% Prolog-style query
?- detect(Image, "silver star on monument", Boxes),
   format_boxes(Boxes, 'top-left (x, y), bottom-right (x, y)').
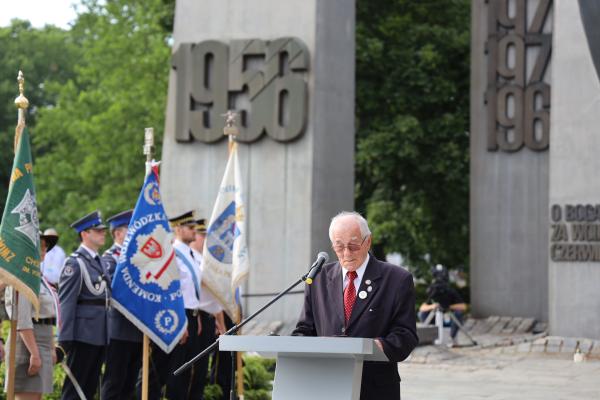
top-left (11, 189), bottom-right (40, 247)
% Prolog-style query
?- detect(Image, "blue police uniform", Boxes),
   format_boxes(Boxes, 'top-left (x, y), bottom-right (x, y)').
top-left (100, 210), bottom-right (144, 400)
top-left (58, 211), bottom-right (110, 400)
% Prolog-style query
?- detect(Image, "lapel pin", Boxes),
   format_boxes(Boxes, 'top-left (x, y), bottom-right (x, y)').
top-left (358, 290), bottom-right (367, 299)
top-left (365, 279), bottom-right (371, 285)
top-left (367, 286), bottom-right (372, 292)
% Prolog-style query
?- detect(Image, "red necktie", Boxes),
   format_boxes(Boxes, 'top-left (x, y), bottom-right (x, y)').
top-left (344, 271), bottom-right (358, 324)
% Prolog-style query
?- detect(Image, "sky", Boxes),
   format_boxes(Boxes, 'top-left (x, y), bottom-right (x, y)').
top-left (0, 0), bottom-right (79, 29)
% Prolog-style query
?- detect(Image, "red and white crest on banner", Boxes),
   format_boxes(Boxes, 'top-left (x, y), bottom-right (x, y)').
top-left (140, 237), bottom-right (163, 259)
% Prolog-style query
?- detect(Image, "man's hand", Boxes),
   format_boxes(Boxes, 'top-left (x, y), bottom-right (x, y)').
top-left (179, 329), bottom-right (189, 345)
top-left (374, 339), bottom-right (384, 352)
top-left (28, 354), bottom-right (42, 376)
top-left (214, 312), bottom-right (226, 335)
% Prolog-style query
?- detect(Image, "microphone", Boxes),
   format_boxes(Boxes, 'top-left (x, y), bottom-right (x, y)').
top-left (305, 251), bottom-right (329, 285)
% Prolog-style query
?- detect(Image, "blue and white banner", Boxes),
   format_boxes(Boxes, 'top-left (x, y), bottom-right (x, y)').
top-left (111, 165), bottom-right (186, 353)
top-left (203, 143), bottom-right (249, 322)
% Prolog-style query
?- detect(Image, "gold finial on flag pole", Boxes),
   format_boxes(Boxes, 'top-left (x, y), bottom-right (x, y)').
top-left (14, 70), bottom-right (29, 152)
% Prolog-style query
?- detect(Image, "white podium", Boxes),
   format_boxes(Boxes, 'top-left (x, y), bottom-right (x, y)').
top-left (219, 335), bottom-right (388, 400)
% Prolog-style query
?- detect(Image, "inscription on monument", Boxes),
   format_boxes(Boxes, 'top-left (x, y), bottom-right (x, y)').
top-left (550, 204), bottom-right (600, 262)
top-left (485, 0), bottom-right (552, 152)
top-left (172, 37), bottom-right (310, 144)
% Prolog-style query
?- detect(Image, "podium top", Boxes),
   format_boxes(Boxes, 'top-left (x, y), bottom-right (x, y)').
top-left (219, 335), bottom-right (388, 362)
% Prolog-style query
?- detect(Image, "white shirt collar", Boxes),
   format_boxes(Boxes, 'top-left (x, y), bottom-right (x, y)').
top-left (341, 253), bottom-right (370, 289)
top-left (173, 239), bottom-right (190, 252)
top-left (80, 244), bottom-right (99, 259)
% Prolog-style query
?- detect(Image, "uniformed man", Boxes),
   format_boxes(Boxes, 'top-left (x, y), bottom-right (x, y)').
top-left (102, 210), bottom-right (132, 276)
top-left (100, 210), bottom-right (143, 400)
top-left (167, 211), bottom-right (204, 400)
top-left (140, 210), bottom-right (197, 400)
top-left (58, 211), bottom-right (110, 400)
top-left (189, 218), bottom-right (226, 398)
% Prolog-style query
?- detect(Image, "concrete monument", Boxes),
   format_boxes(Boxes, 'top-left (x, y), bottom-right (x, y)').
top-left (548, 0), bottom-right (600, 339)
top-left (161, 0), bottom-right (355, 325)
top-left (470, 0), bottom-right (552, 322)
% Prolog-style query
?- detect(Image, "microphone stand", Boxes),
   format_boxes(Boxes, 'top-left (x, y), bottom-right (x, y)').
top-left (173, 265), bottom-right (320, 386)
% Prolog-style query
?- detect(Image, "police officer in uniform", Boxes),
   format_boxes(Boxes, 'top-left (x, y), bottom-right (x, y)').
top-left (58, 211), bottom-right (110, 400)
top-left (168, 211), bottom-right (204, 400)
top-left (100, 210), bottom-right (143, 400)
top-left (190, 218), bottom-right (226, 398)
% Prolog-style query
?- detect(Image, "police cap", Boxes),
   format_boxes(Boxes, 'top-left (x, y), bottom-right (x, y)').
top-left (169, 210), bottom-right (196, 228)
top-left (70, 211), bottom-right (107, 233)
top-left (107, 209), bottom-right (133, 230)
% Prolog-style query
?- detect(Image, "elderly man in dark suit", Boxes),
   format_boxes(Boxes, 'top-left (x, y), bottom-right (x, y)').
top-left (293, 211), bottom-right (418, 400)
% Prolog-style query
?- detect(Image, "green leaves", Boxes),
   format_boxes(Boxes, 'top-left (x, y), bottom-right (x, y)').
top-left (0, 21), bottom-right (77, 219)
top-left (30, 0), bottom-right (173, 251)
top-left (1, 0), bottom-right (470, 274)
top-left (356, 0), bottom-right (470, 275)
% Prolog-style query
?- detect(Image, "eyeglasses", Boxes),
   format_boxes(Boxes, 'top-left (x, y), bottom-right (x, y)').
top-left (332, 236), bottom-right (368, 253)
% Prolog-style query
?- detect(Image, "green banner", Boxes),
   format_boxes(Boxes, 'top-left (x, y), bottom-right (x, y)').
top-left (0, 127), bottom-right (40, 311)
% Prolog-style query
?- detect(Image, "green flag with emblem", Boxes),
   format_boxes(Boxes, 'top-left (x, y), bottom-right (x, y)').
top-left (0, 126), bottom-right (41, 311)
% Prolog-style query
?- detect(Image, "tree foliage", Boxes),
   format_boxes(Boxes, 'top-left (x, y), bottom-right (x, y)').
top-left (0, 20), bottom-right (77, 217)
top-left (355, 0), bottom-right (471, 276)
top-left (32, 0), bottom-right (174, 251)
top-left (1, 0), bottom-right (470, 269)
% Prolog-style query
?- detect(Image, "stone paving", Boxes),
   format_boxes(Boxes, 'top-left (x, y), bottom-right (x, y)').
top-left (399, 347), bottom-right (600, 400)
top-left (401, 316), bottom-right (600, 400)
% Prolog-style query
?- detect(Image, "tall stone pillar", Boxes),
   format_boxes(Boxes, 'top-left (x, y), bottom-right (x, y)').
top-left (548, 0), bottom-right (600, 339)
top-left (470, 0), bottom-right (552, 321)
top-left (160, 0), bottom-right (355, 326)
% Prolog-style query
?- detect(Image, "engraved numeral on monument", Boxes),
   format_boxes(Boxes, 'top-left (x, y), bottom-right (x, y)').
top-left (485, 0), bottom-right (552, 152)
top-left (173, 37), bottom-right (309, 144)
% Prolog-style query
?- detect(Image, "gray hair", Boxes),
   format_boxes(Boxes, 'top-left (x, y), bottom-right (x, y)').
top-left (329, 211), bottom-right (371, 241)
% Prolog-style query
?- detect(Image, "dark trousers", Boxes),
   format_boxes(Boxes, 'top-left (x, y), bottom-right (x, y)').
top-left (101, 339), bottom-right (142, 400)
top-left (191, 311), bottom-right (215, 399)
top-left (61, 341), bottom-right (105, 400)
top-left (137, 341), bottom-right (180, 400)
top-left (167, 310), bottom-right (215, 400)
top-left (360, 362), bottom-right (401, 400)
top-left (211, 313), bottom-right (234, 399)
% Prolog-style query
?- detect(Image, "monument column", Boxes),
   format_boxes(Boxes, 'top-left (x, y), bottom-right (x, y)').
top-left (548, 0), bottom-right (600, 339)
top-left (160, 0), bottom-right (355, 324)
top-left (470, 0), bottom-right (552, 322)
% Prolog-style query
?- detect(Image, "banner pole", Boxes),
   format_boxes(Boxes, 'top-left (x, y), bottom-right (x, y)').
top-left (236, 304), bottom-right (244, 399)
top-left (141, 127), bottom-right (155, 400)
top-left (141, 334), bottom-right (150, 400)
top-left (7, 71), bottom-right (30, 400)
